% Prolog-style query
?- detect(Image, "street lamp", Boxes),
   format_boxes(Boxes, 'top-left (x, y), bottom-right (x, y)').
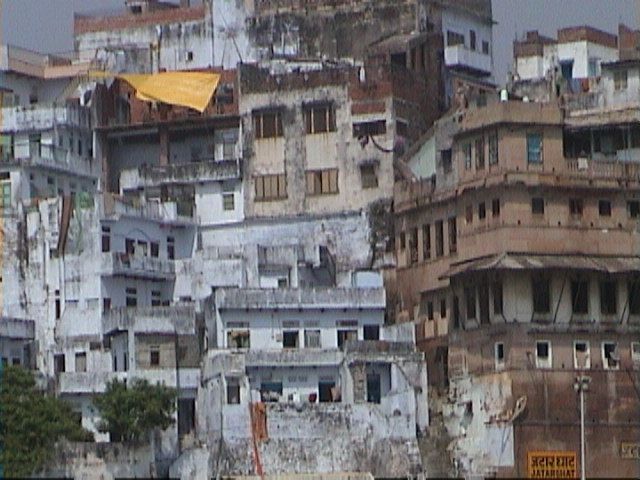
top-left (574, 375), bottom-right (591, 480)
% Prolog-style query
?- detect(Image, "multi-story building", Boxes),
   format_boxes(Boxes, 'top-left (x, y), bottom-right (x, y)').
top-left (393, 96), bottom-right (640, 477)
top-left (0, 44), bottom-right (97, 208)
top-left (513, 26), bottom-right (618, 83)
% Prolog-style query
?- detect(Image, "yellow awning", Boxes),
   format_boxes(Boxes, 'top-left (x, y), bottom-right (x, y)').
top-left (91, 71), bottom-right (220, 113)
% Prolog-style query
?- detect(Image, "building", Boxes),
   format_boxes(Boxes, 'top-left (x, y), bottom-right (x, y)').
top-left (514, 26), bottom-right (619, 82)
top-left (392, 96), bottom-right (640, 477)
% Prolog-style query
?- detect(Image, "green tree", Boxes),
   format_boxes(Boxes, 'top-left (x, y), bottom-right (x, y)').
top-left (0, 365), bottom-right (93, 477)
top-left (94, 378), bottom-right (176, 442)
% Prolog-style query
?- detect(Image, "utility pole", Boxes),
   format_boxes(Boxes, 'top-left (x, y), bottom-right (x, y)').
top-left (574, 375), bottom-right (591, 480)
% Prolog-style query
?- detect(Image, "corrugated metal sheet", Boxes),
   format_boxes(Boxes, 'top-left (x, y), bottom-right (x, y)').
top-left (441, 253), bottom-right (640, 279)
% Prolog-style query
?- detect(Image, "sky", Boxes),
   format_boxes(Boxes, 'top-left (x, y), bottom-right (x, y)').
top-left (1, 0), bottom-right (637, 85)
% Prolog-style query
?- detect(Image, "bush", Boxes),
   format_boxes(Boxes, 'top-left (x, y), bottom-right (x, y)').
top-left (94, 378), bottom-right (176, 443)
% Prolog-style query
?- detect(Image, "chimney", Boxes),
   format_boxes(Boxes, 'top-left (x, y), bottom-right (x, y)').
top-left (180, 0), bottom-right (190, 7)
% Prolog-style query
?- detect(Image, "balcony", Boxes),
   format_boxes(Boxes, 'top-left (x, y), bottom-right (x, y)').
top-left (0, 317), bottom-right (35, 339)
top-left (57, 368), bottom-right (200, 394)
top-left (444, 44), bottom-right (492, 75)
top-left (566, 157), bottom-right (640, 179)
top-left (215, 287), bottom-right (386, 310)
top-left (244, 349), bottom-right (344, 368)
top-left (103, 304), bottom-right (196, 335)
top-left (2, 146), bottom-right (96, 178)
top-left (120, 158), bottom-right (242, 191)
top-left (102, 194), bottom-right (195, 224)
top-left (101, 252), bottom-right (175, 280)
top-left (1, 103), bottom-right (91, 133)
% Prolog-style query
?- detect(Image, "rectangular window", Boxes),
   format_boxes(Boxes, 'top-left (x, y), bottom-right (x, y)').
top-left (571, 279), bottom-right (589, 314)
top-left (167, 236), bottom-right (175, 260)
top-left (527, 133), bottom-right (543, 164)
top-left (492, 198), bottom-right (500, 217)
top-left (150, 346), bottom-right (160, 366)
top-left (628, 278), bottom-right (640, 315)
top-left (435, 220), bottom-right (444, 257)
top-left (602, 342), bottom-right (619, 370)
top-left (569, 198), bottom-right (584, 217)
top-left (532, 277), bottom-right (550, 314)
top-left (253, 110), bottom-right (283, 139)
top-left (304, 329), bottom-right (321, 348)
top-left (440, 298), bottom-right (447, 318)
top-left (75, 352), bottom-right (87, 373)
top-left (360, 165), bottom-right (378, 189)
top-left (427, 301), bottom-right (434, 320)
top-left (465, 287), bottom-right (476, 320)
top-left (422, 224), bottom-right (431, 260)
top-left (353, 120), bottom-right (386, 137)
top-left (493, 281), bottom-right (503, 315)
top-left (260, 382), bottom-right (283, 402)
top-left (125, 238), bottom-right (135, 255)
top-left (283, 330), bottom-right (299, 348)
top-left (599, 199), bottom-right (612, 216)
top-left (337, 329), bottom-right (358, 348)
top-left (535, 340), bottom-right (552, 368)
top-left (318, 381), bottom-right (337, 402)
top-left (600, 280), bottom-right (617, 315)
top-left (150, 242), bottom-right (159, 258)
top-left (125, 287), bottom-right (137, 307)
top-left (465, 205), bottom-right (473, 224)
top-left (227, 330), bottom-right (250, 349)
top-left (306, 169), bottom-right (338, 196)
top-left (226, 378), bottom-right (241, 404)
top-left (574, 341), bottom-right (591, 369)
top-left (222, 192), bottom-right (235, 211)
top-left (469, 30), bottom-right (476, 50)
top-left (448, 217), bottom-right (457, 254)
top-left (463, 143), bottom-right (472, 170)
top-left (494, 342), bottom-right (505, 370)
top-left (54, 354), bottom-right (66, 374)
top-left (255, 174), bottom-right (287, 201)
top-left (441, 149), bottom-right (452, 173)
top-left (482, 40), bottom-right (489, 55)
top-left (103, 297), bottom-right (111, 313)
top-left (628, 200), bottom-right (640, 218)
top-left (304, 104), bottom-right (336, 134)
top-left (531, 197), bottom-right (545, 215)
top-left (101, 226), bottom-right (111, 253)
top-left (409, 227), bottom-right (419, 264)
top-left (151, 290), bottom-right (161, 307)
top-left (446, 30), bottom-right (465, 46)
top-left (478, 202), bottom-right (486, 220)
top-left (614, 70), bottom-right (628, 91)
top-left (475, 137), bottom-right (485, 169)
top-left (366, 373), bottom-right (381, 404)
top-left (363, 325), bottom-right (380, 341)
top-left (488, 132), bottom-right (498, 165)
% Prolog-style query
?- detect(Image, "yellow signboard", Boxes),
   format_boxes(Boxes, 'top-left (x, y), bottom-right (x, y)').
top-left (620, 442), bottom-right (640, 459)
top-left (528, 451), bottom-right (578, 479)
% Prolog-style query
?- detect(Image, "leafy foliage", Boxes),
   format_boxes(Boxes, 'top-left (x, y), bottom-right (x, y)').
top-left (0, 365), bottom-right (93, 477)
top-left (93, 378), bottom-right (176, 443)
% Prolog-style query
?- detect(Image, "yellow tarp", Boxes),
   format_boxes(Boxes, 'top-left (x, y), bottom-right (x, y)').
top-left (91, 71), bottom-right (220, 113)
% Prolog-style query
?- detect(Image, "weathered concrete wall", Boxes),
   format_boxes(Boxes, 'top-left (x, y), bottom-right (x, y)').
top-left (40, 441), bottom-right (155, 479)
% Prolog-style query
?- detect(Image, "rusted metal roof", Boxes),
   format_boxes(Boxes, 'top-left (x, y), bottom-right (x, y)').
top-left (440, 252), bottom-right (640, 279)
